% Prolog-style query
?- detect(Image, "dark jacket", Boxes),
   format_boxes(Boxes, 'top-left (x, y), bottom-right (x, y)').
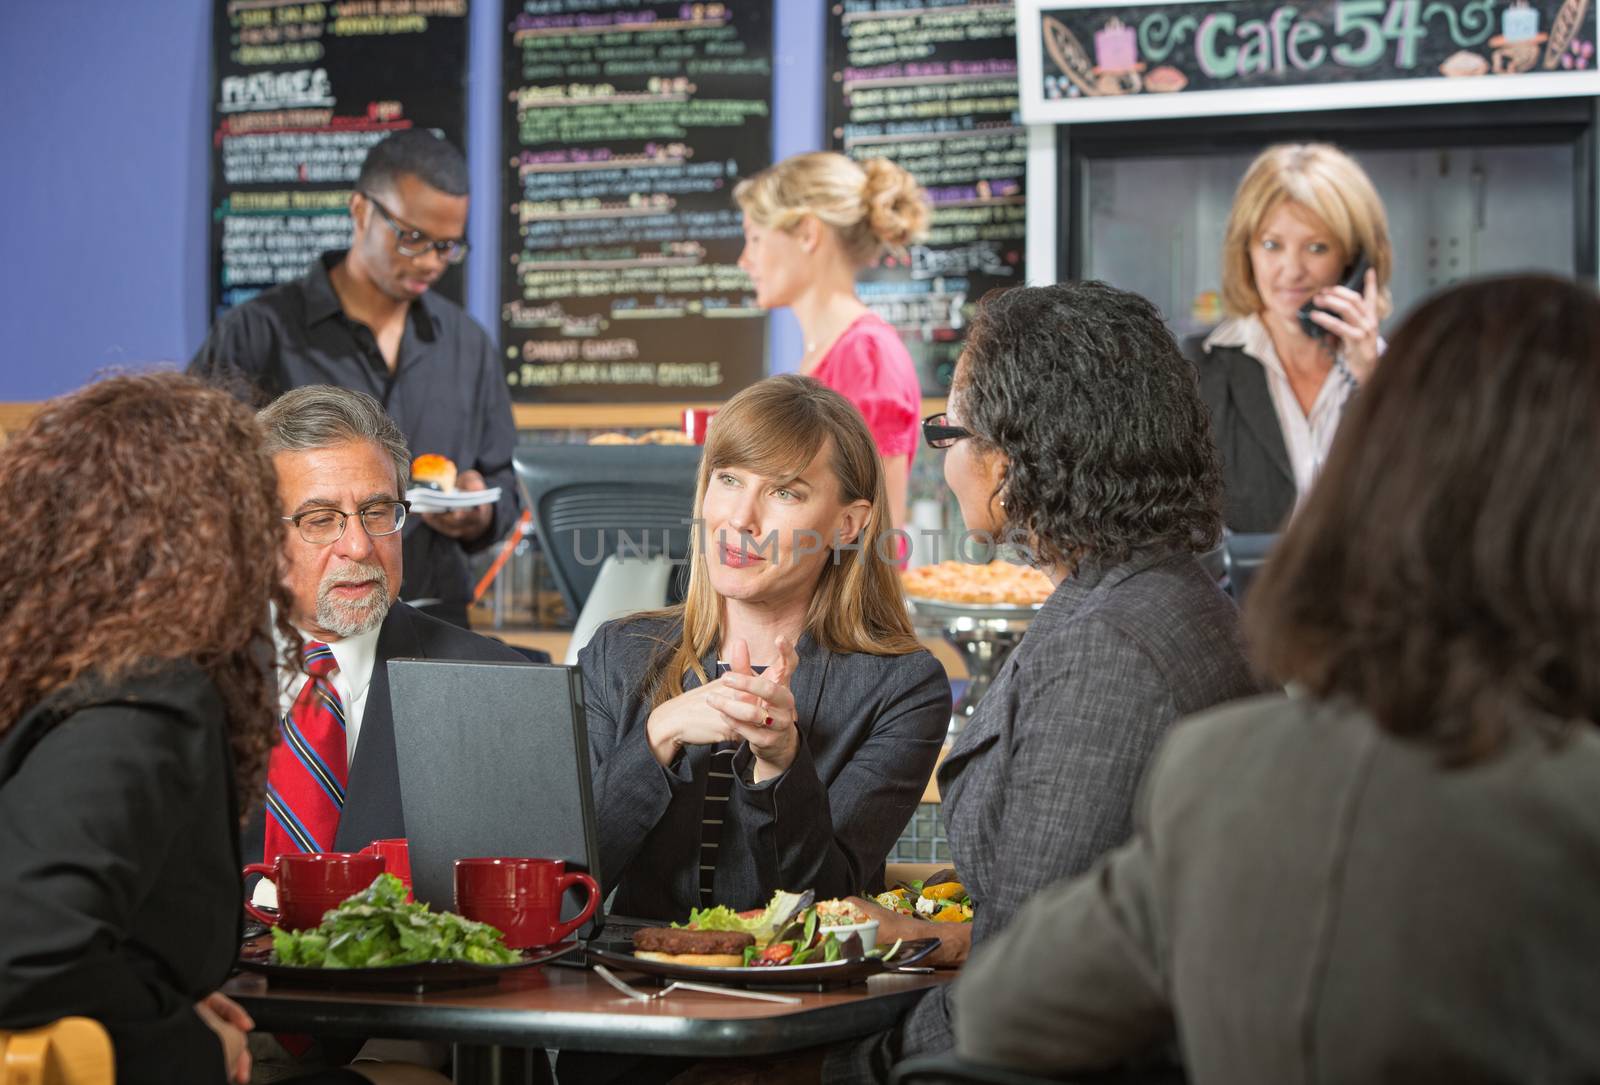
top-left (241, 601), bottom-right (529, 862)
top-left (578, 615), bottom-right (951, 920)
top-left (956, 694), bottom-right (1600, 1083)
top-left (0, 661), bottom-right (240, 1085)
top-left (1191, 338), bottom-right (1296, 534)
top-left (833, 549), bottom-right (1260, 1083)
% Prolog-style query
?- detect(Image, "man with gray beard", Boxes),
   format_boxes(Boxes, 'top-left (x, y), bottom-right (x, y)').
top-left (245, 385), bottom-right (527, 868)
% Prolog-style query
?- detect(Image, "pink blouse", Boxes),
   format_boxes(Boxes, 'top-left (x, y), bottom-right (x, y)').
top-left (810, 312), bottom-right (921, 463)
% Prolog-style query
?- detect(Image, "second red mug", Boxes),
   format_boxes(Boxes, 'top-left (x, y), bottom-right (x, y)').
top-left (360, 838), bottom-right (412, 897)
top-left (454, 857), bottom-right (600, 949)
top-left (242, 852), bottom-right (386, 931)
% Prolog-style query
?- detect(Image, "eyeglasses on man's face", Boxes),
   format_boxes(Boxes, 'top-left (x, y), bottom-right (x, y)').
top-left (361, 192), bottom-right (469, 264)
top-left (922, 413), bottom-right (974, 450)
top-left (282, 500), bottom-right (410, 545)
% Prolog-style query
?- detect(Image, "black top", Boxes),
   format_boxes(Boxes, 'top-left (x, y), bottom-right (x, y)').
top-left (578, 615), bottom-right (951, 921)
top-left (188, 252), bottom-right (523, 620)
top-left (0, 661), bottom-right (241, 1085)
top-left (1189, 338), bottom-right (1297, 534)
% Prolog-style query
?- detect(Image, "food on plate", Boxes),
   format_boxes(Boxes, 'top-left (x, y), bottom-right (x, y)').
top-left (410, 453), bottom-right (458, 493)
top-left (270, 873), bottom-right (519, 968)
top-left (588, 432), bottom-right (635, 445)
top-left (816, 899), bottom-right (868, 927)
top-left (901, 560), bottom-right (1053, 606)
top-left (632, 927), bottom-right (754, 967)
top-left (875, 870), bottom-right (974, 924)
top-left (631, 889), bottom-right (883, 968)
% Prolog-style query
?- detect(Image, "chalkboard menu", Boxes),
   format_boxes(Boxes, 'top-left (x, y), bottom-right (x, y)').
top-left (209, 0), bottom-right (470, 317)
top-left (1019, 0), bottom-right (1600, 123)
top-left (827, 0), bottom-right (1027, 394)
top-left (500, 1), bottom-right (773, 404)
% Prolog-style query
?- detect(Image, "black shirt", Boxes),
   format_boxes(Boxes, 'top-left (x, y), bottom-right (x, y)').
top-left (188, 252), bottom-right (522, 623)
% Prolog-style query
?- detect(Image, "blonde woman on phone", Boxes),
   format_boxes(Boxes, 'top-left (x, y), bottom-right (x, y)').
top-left (735, 152), bottom-right (930, 532)
top-left (1194, 142), bottom-right (1394, 533)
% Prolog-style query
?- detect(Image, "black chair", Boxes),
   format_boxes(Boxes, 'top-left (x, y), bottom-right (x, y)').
top-left (891, 1055), bottom-right (1186, 1085)
top-left (512, 444), bottom-right (702, 618)
top-left (1220, 531), bottom-right (1277, 602)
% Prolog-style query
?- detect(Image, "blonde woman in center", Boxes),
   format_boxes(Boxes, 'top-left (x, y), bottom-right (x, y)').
top-left (735, 152), bottom-right (930, 531)
top-left (578, 375), bottom-right (949, 922)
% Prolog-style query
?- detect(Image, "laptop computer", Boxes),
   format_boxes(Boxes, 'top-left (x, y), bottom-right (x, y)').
top-left (387, 657), bottom-right (650, 944)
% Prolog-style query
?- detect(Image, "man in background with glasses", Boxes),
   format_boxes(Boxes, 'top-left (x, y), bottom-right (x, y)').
top-left (191, 129), bottom-right (520, 631)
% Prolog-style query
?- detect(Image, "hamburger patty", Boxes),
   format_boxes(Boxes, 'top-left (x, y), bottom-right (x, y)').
top-left (633, 927), bottom-right (754, 956)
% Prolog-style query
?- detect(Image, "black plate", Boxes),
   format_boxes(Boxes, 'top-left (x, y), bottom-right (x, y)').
top-left (235, 940), bottom-right (580, 992)
top-left (583, 937), bottom-right (941, 990)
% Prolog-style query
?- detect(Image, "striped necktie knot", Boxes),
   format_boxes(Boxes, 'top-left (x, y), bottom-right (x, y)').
top-left (303, 641), bottom-right (337, 679)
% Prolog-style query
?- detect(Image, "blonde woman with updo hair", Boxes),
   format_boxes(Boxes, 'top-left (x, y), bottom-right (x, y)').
top-left (735, 152), bottom-right (930, 530)
top-left (1194, 142), bottom-right (1394, 534)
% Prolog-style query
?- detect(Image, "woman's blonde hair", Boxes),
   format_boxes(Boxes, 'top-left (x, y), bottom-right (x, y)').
top-left (632, 374), bottom-right (920, 709)
top-left (1221, 143), bottom-right (1394, 319)
top-left (734, 152), bottom-right (930, 267)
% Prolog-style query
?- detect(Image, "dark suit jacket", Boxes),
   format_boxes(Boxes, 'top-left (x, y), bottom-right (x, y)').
top-left (242, 601), bottom-right (528, 862)
top-left (0, 662), bottom-right (240, 1085)
top-left (956, 694), bottom-right (1600, 1082)
top-left (1190, 338), bottom-right (1296, 534)
top-left (832, 549), bottom-right (1260, 1083)
top-left (578, 615), bottom-right (951, 920)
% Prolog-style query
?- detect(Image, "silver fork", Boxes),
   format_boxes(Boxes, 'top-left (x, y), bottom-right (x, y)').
top-left (592, 964), bottom-right (803, 1005)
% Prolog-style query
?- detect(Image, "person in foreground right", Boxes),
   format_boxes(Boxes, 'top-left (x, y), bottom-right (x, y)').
top-left (952, 274), bottom-right (1600, 1082)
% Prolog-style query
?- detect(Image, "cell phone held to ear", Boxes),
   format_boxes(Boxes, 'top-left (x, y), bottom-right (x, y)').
top-left (1298, 254), bottom-right (1371, 340)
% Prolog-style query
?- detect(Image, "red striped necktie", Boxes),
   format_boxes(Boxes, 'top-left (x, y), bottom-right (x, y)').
top-left (263, 642), bottom-right (348, 861)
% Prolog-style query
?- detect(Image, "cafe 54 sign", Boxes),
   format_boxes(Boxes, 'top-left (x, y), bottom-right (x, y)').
top-left (1017, 0), bottom-right (1600, 121)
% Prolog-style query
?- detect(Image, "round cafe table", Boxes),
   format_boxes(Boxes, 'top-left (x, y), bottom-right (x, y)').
top-left (223, 951), bottom-right (951, 1085)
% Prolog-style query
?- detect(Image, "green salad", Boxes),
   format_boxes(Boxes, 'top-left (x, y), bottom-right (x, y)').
top-left (271, 873), bottom-right (520, 968)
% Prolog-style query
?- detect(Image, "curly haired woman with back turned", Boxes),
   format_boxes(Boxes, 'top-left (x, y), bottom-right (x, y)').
top-left (0, 373), bottom-right (434, 1085)
top-left (955, 276), bottom-right (1600, 1082)
top-left (821, 281), bottom-right (1262, 1084)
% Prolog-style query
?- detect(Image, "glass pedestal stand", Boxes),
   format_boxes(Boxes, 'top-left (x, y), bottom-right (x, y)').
top-left (908, 598), bottom-right (1040, 736)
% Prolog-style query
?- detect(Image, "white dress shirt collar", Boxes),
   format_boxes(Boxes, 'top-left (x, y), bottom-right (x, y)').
top-left (1203, 314), bottom-right (1356, 506)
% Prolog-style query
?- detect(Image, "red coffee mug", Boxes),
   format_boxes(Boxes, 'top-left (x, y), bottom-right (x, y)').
top-left (242, 852), bottom-right (386, 931)
top-left (454, 858), bottom-right (600, 949)
top-left (360, 838), bottom-right (412, 897)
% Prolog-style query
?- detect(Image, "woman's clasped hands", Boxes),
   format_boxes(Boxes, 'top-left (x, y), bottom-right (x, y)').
top-left (646, 636), bottom-right (802, 782)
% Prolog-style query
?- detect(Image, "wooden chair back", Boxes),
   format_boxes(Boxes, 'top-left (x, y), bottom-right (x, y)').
top-left (0, 1017), bottom-right (114, 1085)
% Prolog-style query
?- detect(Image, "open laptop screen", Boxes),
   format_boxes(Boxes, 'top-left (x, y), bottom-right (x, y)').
top-left (387, 658), bottom-right (604, 934)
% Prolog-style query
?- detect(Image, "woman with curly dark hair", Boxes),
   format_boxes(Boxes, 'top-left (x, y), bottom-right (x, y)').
top-left (0, 373), bottom-right (296, 1084)
top-left (952, 275), bottom-right (1600, 1081)
top-left (812, 281), bottom-right (1261, 1083)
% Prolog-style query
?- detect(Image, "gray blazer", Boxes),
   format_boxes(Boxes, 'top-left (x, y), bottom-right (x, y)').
top-left (834, 548), bottom-right (1259, 1082)
top-left (578, 615), bottom-right (950, 920)
top-left (955, 694), bottom-right (1600, 1083)
top-left (1192, 340), bottom-right (1296, 534)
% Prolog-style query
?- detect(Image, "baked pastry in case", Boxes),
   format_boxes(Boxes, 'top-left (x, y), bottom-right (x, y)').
top-left (901, 560), bottom-right (1053, 606)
